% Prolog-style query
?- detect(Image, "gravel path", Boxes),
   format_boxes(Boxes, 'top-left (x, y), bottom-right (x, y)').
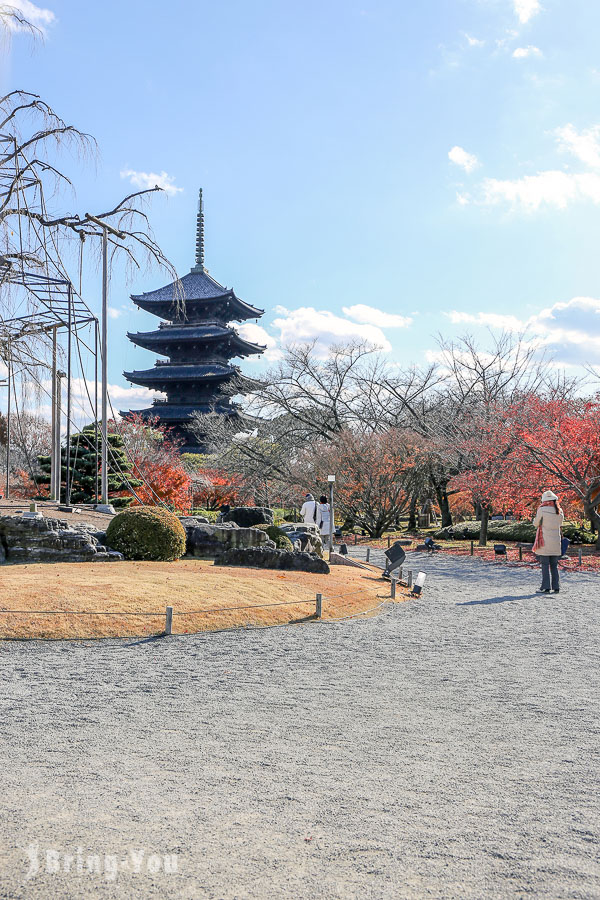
top-left (1, 551), bottom-right (599, 899)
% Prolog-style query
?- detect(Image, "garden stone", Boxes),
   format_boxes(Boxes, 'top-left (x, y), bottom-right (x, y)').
top-left (221, 507), bottom-right (274, 527)
top-left (0, 515), bottom-right (123, 564)
top-left (214, 546), bottom-right (330, 574)
top-left (182, 522), bottom-right (273, 558)
top-left (178, 515), bottom-right (210, 527)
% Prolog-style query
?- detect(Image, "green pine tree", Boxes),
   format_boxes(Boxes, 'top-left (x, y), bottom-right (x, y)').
top-left (37, 423), bottom-right (142, 508)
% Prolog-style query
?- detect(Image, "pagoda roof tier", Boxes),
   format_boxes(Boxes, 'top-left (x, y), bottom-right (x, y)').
top-left (124, 363), bottom-right (257, 390)
top-left (120, 402), bottom-right (237, 423)
top-left (127, 324), bottom-right (265, 357)
top-left (131, 270), bottom-right (263, 322)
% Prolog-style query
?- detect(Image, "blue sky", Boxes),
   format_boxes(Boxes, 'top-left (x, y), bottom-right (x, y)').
top-left (3, 0), bottom-right (600, 418)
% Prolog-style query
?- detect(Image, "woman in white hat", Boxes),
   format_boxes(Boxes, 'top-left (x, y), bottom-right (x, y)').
top-left (532, 490), bottom-right (564, 593)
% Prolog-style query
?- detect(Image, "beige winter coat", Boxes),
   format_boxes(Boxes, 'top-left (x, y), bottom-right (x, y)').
top-left (532, 506), bottom-right (564, 556)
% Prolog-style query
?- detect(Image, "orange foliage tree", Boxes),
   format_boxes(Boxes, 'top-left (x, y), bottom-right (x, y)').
top-left (294, 429), bottom-right (420, 537)
top-left (116, 414), bottom-right (192, 512)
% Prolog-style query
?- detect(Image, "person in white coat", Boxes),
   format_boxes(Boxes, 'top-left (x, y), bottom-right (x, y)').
top-left (317, 494), bottom-right (332, 544)
top-left (532, 490), bottom-right (565, 594)
top-left (300, 493), bottom-right (318, 525)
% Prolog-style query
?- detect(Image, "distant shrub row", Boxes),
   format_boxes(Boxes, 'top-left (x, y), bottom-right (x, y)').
top-left (434, 520), bottom-right (596, 545)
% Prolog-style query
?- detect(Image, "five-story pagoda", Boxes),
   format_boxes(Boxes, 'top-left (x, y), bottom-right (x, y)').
top-left (122, 190), bottom-right (265, 450)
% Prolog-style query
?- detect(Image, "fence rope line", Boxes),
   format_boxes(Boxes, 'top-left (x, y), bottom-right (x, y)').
top-left (0, 598), bottom-right (319, 617)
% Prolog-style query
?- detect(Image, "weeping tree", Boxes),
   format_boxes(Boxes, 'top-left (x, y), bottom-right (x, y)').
top-left (0, 6), bottom-right (180, 491)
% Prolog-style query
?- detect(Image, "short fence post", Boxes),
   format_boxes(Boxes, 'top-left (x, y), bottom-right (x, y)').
top-left (578, 548), bottom-right (583, 566)
top-left (387, 535), bottom-right (391, 548)
top-left (366, 547), bottom-right (371, 562)
top-left (391, 577), bottom-right (396, 599)
top-left (470, 541), bottom-right (474, 556)
top-left (165, 606), bottom-right (173, 636)
top-left (354, 532), bottom-right (358, 544)
top-left (315, 593), bottom-right (322, 619)
top-left (519, 546), bottom-right (523, 562)
top-left (398, 566), bottom-right (403, 583)
top-left (407, 570), bottom-right (413, 589)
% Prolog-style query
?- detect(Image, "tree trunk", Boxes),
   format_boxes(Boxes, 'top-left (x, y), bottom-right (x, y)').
top-left (408, 494), bottom-right (417, 531)
top-left (431, 478), bottom-right (453, 528)
top-left (479, 506), bottom-right (490, 547)
top-left (584, 502), bottom-right (600, 549)
top-left (474, 501), bottom-right (482, 521)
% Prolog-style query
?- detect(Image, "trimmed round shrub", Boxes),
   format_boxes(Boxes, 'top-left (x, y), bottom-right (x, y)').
top-left (255, 524), bottom-right (294, 551)
top-left (106, 506), bottom-right (186, 561)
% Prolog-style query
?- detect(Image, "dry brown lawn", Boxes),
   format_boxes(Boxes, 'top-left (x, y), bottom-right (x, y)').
top-left (0, 559), bottom-right (406, 640)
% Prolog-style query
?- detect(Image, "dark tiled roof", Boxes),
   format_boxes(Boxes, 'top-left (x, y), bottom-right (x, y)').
top-left (124, 363), bottom-right (238, 385)
top-left (130, 270), bottom-right (264, 318)
top-left (127, 324), bottom-right (265, 355)
top-left (120, 403), bottom-right (235, 422)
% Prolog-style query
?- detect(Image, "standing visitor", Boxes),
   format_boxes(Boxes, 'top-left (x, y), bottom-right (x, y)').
top-left (300, 493), bottom-right (318, 525)
top-left (532, 490), bottom-right (564, 594)
top-left (318, 494), bottom-right (332, 546)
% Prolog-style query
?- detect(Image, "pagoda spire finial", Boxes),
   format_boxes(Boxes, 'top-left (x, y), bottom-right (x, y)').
top-left (193, 188), bottom-right (205, 272)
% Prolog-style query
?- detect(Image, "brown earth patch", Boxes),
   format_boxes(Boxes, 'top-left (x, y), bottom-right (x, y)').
top-left (0, 559), bottom-right (406, 640)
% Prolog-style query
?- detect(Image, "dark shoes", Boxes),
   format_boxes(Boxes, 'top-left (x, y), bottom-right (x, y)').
top-left (553, 589), bottom-right (560, 593)
top-left (537, 588), bottom-right (550, 593)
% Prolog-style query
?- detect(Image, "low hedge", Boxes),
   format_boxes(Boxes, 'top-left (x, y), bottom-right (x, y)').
top-left (106, 505), bottom-right (187, 561)
top-left (434, 520), bottom-right (595, 545)
top-left (254, 524), bottom-right (294, 551)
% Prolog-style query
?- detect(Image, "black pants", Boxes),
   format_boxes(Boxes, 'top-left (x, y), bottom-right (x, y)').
top-left (540, 555), bottom-right (559, 591)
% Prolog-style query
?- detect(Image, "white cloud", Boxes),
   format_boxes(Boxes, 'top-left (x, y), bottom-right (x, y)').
top-left (271, 307), bottom-right (392, 357)
top-left (464, 33), bottom-right (485, 47)
top-left (445, 310), bottom-right (525, 331)
top-left (512, 45), bottom-right (542, 59)
top-left (458, 120), bottom-right (600, 211)
top-left (237, 322), bottom-right (283, 362)
top-left (444, 297), bottom-right (600, 366)
top-left (513, 0), bottom-right (541, 24)
top-left (107, 306), bottom-right (122, 320)
top-left (448, 146), bottom-right (479, 174)
top-left (482, 170), bottom-right (600, 210)
top-left (120, 169), bottom-right (183, 196)
top-left (342, 304), bottom-right (412, 328)
top-left (555, 124), bottom-right (600, 168)
top-left (2, 0), bottom-right (55, 33)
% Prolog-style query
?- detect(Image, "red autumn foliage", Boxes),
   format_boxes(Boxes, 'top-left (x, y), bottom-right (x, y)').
top-left (115, 414), bottom-right (192, 512)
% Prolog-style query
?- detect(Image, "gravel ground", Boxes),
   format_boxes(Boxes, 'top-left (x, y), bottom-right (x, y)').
top-left (1, 550), bottom-right (599, 899)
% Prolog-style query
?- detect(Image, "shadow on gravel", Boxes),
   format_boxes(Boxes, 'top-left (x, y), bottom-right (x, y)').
top-left (122, 633), bottom-right (166, 648)
top-left (457, 593), bottom-right (539, 606)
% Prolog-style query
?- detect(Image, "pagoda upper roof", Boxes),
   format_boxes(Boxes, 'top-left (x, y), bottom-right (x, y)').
top-left (131, 269), bottom-right (263, 321)
top-left (127, 323), bottom-right (265, 356)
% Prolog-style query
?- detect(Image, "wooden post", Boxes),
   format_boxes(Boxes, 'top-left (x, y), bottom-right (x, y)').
top-left (354, 532), bottom-right (358, 544)
top-left (391, 577), bottom-right (396, 599)
top-left (470, 541), bottom-right (474, 556)
top-left (315, 593), bottom-right (322, 618)
top-left (366, 547), bottom-right (371, 562)
top-left (519, 546), bottom-right (523, 561)
top-left (407, 570), bottom-right (413, 588)
top-left (387, 535), bottom-right (391, 548)
top-left (398, 566), bottom-right (403, 583)
top-left (578, 548), bottom-right (583, 566)
top-left (165, 606), bottom-right (173, 635)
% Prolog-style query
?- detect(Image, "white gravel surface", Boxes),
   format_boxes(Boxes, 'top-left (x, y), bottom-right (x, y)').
top-left (1, 550), bottom-right (599, 899)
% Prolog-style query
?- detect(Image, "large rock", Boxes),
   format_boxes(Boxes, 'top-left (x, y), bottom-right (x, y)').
top-left (221, 507), bottom-right (274, 527)
top-left (0, 515), bottom-right (123, 564)
top-left (182, 522), bottom-right (274, 558)
top-left (178, 515), bottom-right (210, 527)
top-left (214, 547), bottom-right (330, 574)
top-left (279, 524), bottom-right (324, 557)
